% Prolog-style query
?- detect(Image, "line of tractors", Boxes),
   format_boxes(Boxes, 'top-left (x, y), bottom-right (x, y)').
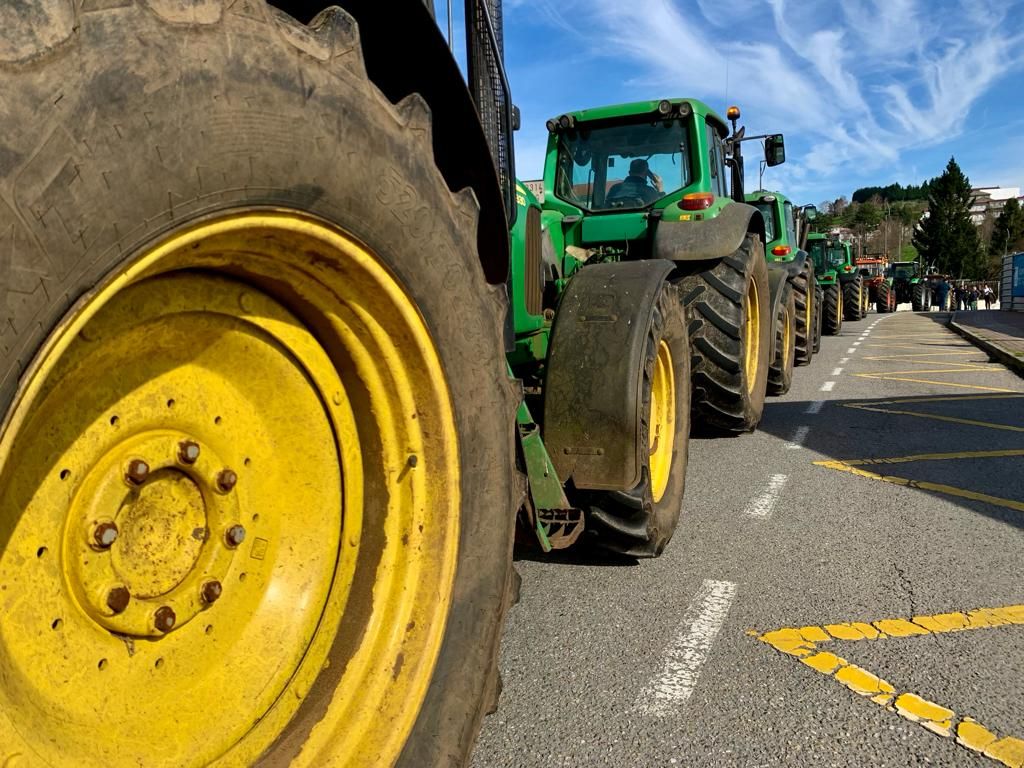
top-left (0, 2), bottom-right (947, 765)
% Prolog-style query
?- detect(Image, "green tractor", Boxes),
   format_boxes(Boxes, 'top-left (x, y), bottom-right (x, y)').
top-left (806, 234), bottom-right (870, 330)
top-left (537, 100), bottom-right (800, 419)
top-left (0, 0), bottom-right (693, 764)
top-left (746, 190), bottom-right (821, 380)
top-left (890, 260), bottom-right (932, 311)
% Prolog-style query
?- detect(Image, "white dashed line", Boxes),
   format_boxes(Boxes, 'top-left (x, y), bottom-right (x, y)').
top-left (806, 400), bottom-right (825, 414)
top-left (839, 357), bottom-right (850, 364)
top-left (786, 426), bottom-right (810, 449)
top-left (634, 580), bottom-right (737, 716)
top-left (742, 474), bottom-right (789, 519)
top-left (821, 381), bottom-right (836, 392)
top-left (847, 347), bottom-right (857, 354)
top-left (853, 341), bottom-right (862, 346)
top-left (831, 368), bottom-right (844, 376)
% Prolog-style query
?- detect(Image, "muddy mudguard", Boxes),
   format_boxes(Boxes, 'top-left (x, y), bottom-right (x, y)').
top-left (544, 260), bottom-right (675, 491)
top-left (654, 202), bottom-right (764, 261)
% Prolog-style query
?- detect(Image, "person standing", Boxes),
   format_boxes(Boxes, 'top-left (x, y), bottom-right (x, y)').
top-left (984, 285), bottom-right (994, 309)
top-left (969, 286), bottom-right (979, 310)
top-left (935, 277), bottom-right (950, 312)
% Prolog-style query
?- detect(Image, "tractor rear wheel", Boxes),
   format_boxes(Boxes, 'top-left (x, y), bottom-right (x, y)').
top-left (912, 282), bottom-right (930, 312)
top-left (843, 277), bottom-right (864, 321)
top-left (767, 283), bottom-right (796, 396)
top-left (876, 281), bottom-right (893, 313)
top-left (678, 235), bottom-right (771, 432)
top-left (793, 261), bottom-right (815, 366)
top-left (585, 282), bottom-right (690, 557)
top-left (813, 285), bottom-right (824, 353)
top-left (0, 4), bottom-right (518, 767)
top-left (823, 284), bottom-right (844, 335)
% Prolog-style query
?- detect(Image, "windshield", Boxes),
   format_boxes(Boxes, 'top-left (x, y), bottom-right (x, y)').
top-left (553, 117), bottom-right (692, 212)
top-left (890, 264), bottom-right (917, 279)
top-left (752, 203), bottom-right (778, 242)
top-left (808, 240), bottom-right (848, 270)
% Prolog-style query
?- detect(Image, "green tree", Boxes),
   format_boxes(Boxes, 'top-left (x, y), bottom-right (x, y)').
top-left (989, 197), bottom-right (1024, 256)
top-left (912, 157), bottom-right (981, 276)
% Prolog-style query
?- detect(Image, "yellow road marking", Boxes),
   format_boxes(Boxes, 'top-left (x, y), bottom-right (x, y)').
top-left (852, 374), bottom-right (1020, 392)
top-left (865, 351), bottom-right (983, 359)
top-left (839, 448), bottom-right (1024, 466)
top-left (860, 394), bottom-right (1024, 405)
top-left (814, 459), bottom-right (1024, 513)
top-left (757, 604), bottom-right (1024, 766)
top-left (844, 403), bottom-right (1024, 431)
top-left (858, 367), bottom-right (1002, 375)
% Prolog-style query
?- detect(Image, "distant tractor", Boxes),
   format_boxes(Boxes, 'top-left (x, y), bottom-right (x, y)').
top-left (890, 261), bottom-right (931, 310)
top-left (746, 190), bottom-right (819, 386)
top-left (806, 233), bottom-right (844, 334)
top-left (858, 257), bottom-right (897, 313)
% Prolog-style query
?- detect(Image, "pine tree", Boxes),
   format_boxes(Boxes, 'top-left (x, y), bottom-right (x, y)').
top-left (990, 197), bottom-right (1024, 256)
top-left (912, 157), bottom-right (982, 277)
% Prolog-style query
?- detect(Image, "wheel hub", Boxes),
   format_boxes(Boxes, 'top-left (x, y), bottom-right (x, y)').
top-left (66, 432), bottom-right (241, 637)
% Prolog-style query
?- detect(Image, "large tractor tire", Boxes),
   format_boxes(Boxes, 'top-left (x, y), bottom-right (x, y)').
top-left (793, 261), bottom-right (815, 366)
top-left (876, 281), bottom-right (894, 313)
top-left (843, 277), bottom-right (864, 321)
top-left (912, 282), bottom-right (930, 311)
top-left (678, 235), bottom-right (771, 432)
top-left (584, 282), bottom-right (690, 557)
top-left (0, 5), bottom-right (519, 767)
top-left (813, 285), bottom-right (824, 353)
top-left (823, 283), bottom-right (844, 335)
top-left (767, 283), bottom-right (796, 396)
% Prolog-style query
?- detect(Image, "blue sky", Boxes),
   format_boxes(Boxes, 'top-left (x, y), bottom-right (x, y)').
top-left (441, 0), bottom-right (1024, 205)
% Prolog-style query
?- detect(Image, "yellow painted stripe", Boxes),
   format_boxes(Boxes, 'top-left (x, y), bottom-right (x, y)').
top-left (852, 374), bottom-right (1021, 393)
top-left (757, 603), bottom-right (1024, 766)
top-left (844, 403), bottom-right (1024, 431)
top-left (852, 394), bottom-right (1024, 406)
top-left (858, 367), bottom-right (1004, 375)
top-left (813, 460), bottom-right (1024, 513)
top-left (865, 351), bottom-right (984, 359)
top-left (840, 449), bottom-right (1024, 466)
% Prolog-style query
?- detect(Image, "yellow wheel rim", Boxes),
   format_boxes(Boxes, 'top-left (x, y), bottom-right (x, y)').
top-left (648, 340), bottom-right (675, 503)
top-left (783, 304), bottom-right (792, 366)
top-left (743, 276), bottom-right (761, 395)
top-left (805, 288), bottom-right (813, 336)
top-left (0, 212), bottom-right (459, 767)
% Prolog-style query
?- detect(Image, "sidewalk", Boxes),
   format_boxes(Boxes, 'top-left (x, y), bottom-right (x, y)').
top-left (949, 309), bottom-right (1024, 377)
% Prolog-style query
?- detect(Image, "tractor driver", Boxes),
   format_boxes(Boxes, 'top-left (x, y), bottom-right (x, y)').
top-left (607, 158), bottom-right (663, 205)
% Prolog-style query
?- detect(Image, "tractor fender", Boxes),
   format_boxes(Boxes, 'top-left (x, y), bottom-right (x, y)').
top-left (543, 259), bottom-right (675, 491)
top-left (775, 250), bottom-right (809, 279)
top-left (654, 202), bottom-right (765, 262)
top-left (838, 271), bottom-right (860, 284)
top-left (766, 264), bottom-right (790, 362)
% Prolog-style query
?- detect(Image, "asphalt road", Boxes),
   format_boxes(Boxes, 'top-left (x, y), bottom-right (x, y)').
top-left (471, 307), bottom-right (1024, 768)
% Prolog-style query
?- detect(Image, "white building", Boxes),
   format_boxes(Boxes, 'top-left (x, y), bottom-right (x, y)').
top-left (970, 186), bottom-right (1021, 224)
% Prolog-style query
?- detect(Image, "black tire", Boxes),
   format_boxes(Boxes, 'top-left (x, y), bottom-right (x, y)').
top-left (813, 285), bottom-right (824, 353)
top-left (912, 282), bottom-right (930, 312)
top-left (823, 283), bottom-right (844, 335)
top-left (0, 5), bottom-right (517, 766)
top-left (843, 277), bottom-right (864, 321)
top-left (876, 281), bottom-right (893, 313)
top-left (767, 282), bottom-right (796, 396)
top-left (678, 235), bottom-right (771, 432)
top-left (582, 282), bottom-right (690, 557)
top-left (793, 261), bottom-right (815, 366)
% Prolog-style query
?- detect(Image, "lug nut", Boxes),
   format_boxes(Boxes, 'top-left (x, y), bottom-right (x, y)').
top-left (178, 440), bottom-right (201, 465)
top-left (216, 469), bottom-right (238, 493)
top-left (125, 459), bottom-right (150, 485)
top-left (106, 586), bottom-right (131, 614)
top-left (154, 606), bottom-right (177, 633)
top-left (201, 580), bottom-right (223, 605)
top-left (92, 521), bottom-right (119, 550)
top-left (225, 524), bottom-right (246, 548)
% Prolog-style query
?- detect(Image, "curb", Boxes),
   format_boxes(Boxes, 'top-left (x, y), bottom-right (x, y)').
top-left (948, 315), bottom-right (1024, 380)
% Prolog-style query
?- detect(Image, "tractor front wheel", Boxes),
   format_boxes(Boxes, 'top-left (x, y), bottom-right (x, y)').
top-left (823, 283), bottom-right (844, 335)
top-left (813, 285), bottom-right (824, 353)
top-left (912, 282), bottom-right (930, 312)
top-left (678, 236), bottom-right (771, 432)
top-left (843, 277), bottom-right (864, 321)
top-left (584, 282), bottom-right (690, 557)
top-left (0, 4), bottom-right (519, 766)
top-left (768, 283), bottom-right (796, 396)
top-left (793, 261), bottom-right (815, 366)
top-left (876, 281), bottom-right (894, 313)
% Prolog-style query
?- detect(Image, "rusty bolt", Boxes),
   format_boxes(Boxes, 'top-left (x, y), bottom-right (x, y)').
top-left (201, 580), bottom-right (223, 605)
top-left (178, 440), bottom-right (201, 465)
top-left (92, 521), bottom-right (119, 550)
top-left (106, 586), bottom-right (131, 614)
top-left (216, 468), bottom-right (238, 493)
top-left (154, 606), bottom-right (177, 633)
top-left (225, 524), bottom-right (246, 548)
top-left (125, 459), bottom-right (150, 485)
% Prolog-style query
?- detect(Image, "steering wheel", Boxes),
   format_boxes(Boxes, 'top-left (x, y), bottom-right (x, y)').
top-left (606, 194), bottom-right (647, 208)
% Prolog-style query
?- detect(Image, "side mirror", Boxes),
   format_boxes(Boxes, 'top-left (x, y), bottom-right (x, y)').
top-left (764, 134), bottom-right (786, 166)
top-left (802, 204), bottom-right (818, 221)
top-left (512, 105), bottom-right (522, 132)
